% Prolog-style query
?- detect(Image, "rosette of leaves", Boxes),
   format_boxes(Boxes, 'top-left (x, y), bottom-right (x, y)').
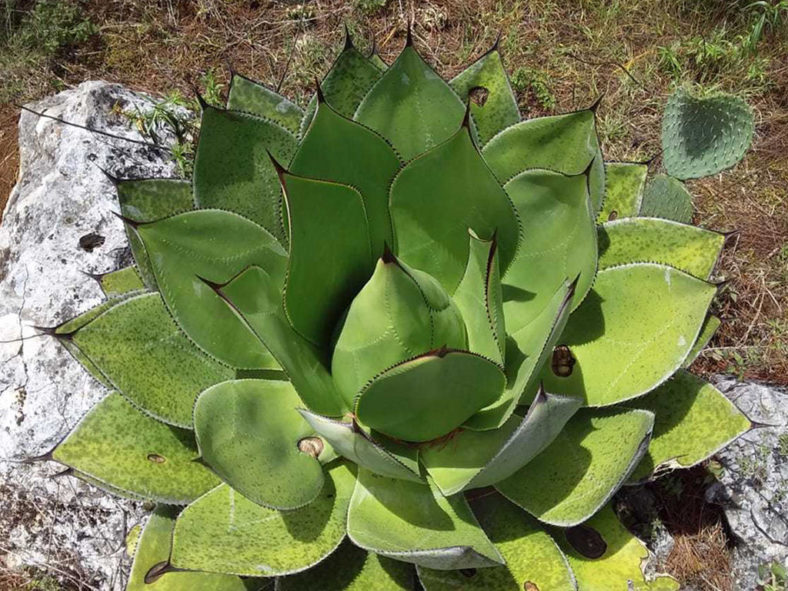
top-left (38, 29), bottom-right (753, 591)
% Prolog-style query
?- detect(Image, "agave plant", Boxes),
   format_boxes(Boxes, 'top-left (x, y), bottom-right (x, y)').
top-left (36, 28), bottom-right (754, 590)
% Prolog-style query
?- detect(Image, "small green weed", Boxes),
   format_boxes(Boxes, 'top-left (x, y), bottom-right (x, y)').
top-left (757, 560), bottom-right (787, 591)
top-left (510, 66), bottom-right (556, 111)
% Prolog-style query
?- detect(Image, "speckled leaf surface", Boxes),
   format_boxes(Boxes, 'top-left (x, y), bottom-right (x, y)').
top-left (171, 462), bottom-right (355, 576)
top-left (71, 292), bottom-right (233, 427)
top-left (299, 410), bottom-right (421, 482)
top-left (194, 379), bottom-right (324, 509)
top-left (137, 209), bottom-right (286, 369)
top-left (662, 88), bottom-right (753, 180)
top-left (278, 540), bottom-right (415, 590)
top-left (53, 392), bottom-right (220, 504)
top-left (355, 350), bottom-right (506, 442)
top-left (97, 266), bottom-right (145, 296)
top-left (682, 314), bottom-right (720, 368)
top-left (450, 47), bottom-right (520, 146)
top-left (418, 493), bottom-right (576, 591)
top-left (282, 172), bottom-right (372, 347)
top-left (347, 469), bottom-right (503, 569)
top-left (540, 264), bottom-right (717, 406)
top-left (355, 46), bottom-right (465, 161)
top-left (558, 504), bottom-right (679, 590)
top-left (227, 74), bottom-right (303, 135)
top-left (496, 408), bottom-right (654, 526)
top-left (127, 506), bottom-right (253, 591)
top-left (597, 162), bottom-right (647, 222)
top-left (389, 127), bottom-right (520, 293)
top-left (630, 370), bottom-right (749, 482)
top-left (598, 218), bottom-right (724, 280)
top-left (290, 101), bottom-right (401, 257)
top-left (217, 266), bottom-right (346, 416)
top-left (193, 106), bottom-right (297, 243)
top-left (639, 174), bottom-right (693, 223)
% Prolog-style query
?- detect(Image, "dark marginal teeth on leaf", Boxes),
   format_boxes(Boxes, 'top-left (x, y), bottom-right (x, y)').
top-left (460, 568), bottom-right (477, 578)
top-left (343, 22), bottom-right (353, 50)
top-left (608, 210), bottom-right (618, 221)
top-left (469, 86), bottom-right (490, 107)
top-left (297, 437), bottom-right (324, 458)
top-left (144, 561), bottom-right (177, 584)
top-left (551, 345), bottom-right (576, 377)
top-left (565, 524), bottom-right (607, 559)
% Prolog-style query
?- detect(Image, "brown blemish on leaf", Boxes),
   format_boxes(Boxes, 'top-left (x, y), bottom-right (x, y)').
top-left (147, 453), bottom-right (167, 464)
top-left (298, 436), bottom-right (324, 458)
top-left (565, 524), bottom-right (607, 559)
top-left (524, 582), bottom-right (540, 591)
top-left (551, 345), bottom-right (576, 377)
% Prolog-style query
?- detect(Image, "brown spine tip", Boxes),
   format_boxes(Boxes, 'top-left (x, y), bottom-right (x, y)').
top-left (568, 273), bottom-right (581, 296)
top-left (381, 242), bottom-right (398, 264)
top-left (93, 163), bottom-right (120, 186)
top-left (343, 23), bottom-right (354, 50)
top-left (588, 93), bottom-right (604, 113)
top-left (315, 78), bottom-right (325, 104)
top-left (405, 21), bottom-right (414, 47)
top-left (50, 467), bottom-right (74, 479)
top-left (33, 324), bottom-right (75, 342)
top-left (145, 562), bottom-right (176, 584)
top-left (194, 91), bottom-right (209, 110)
top-left (533, 382), bottom-right (548, 405)
top-left (488, 31), bottom-right (502, 55)
top-left (461, 101), bottom-right (473, 129)
top-left (109, 210), bottom-right (142, 230)
top-left (722, 229), bottom-right (740, 244)
top-left (266, 150), bottom-right (289, 185)
top-left (81, 269), bottom-right (106, 284)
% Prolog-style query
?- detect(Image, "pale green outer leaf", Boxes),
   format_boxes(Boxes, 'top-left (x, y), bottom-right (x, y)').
top-left (53, 392), bottom-right (220, 504)
top-left (355, 350), bottom-right (506, 442)
top-left (217, 266), bottom-right (346, 417)
top-left (502, 169), bottom-right (596, 326)
top-left (347, 469), bottom-right (504, 570)
top-left (193, 106), bottom-right (297, 244)
top-left (662, 88), bottom-right (754, 180)
top-left (496, 408), bottom-right (654, 526)
top-left (126, 523), bottom-right (142, 557)
top-left (682, 314), bottom-right (720, 368)
top-left (299, 409), bottom-right (421, 482)
top-left (450, 48), bottom-right (520, 146)
top-left (354, 46), bottom-right (465, 161)
top-left (418, 493), bottom-right (576, 591)
top-left (629, 370), bottom-right (750, 482)
top-left (290, 101), bottom-right (401, 257)
top-left (541, 264), bottom-right (717, 406)
top-left (194, 379), bottom-right (323, 510)
top-left (71, 292), bottom-right (233, 428)
top-left (452, 232), bottom-right (505, 364)
top-left (116, 178), bottom-right (194, 289)
top-left (277, 540), bottom-right (415, 590)
top-left (282, 172), bottom-right (372, 347)
top-left (127, 506), bottom-right (253, 591)
top-left (171, 462), bottom-right (356, 576)
top-left (598, 218), bottom-right (724, 280)
top-left (138, 209), bottom-right (286, 370)
top-left (389, 128), bottom-right (520, 293)
top-left (227, 74), bottom-right (303, 135)
top-left (558, 504), bottom-right (679, 590)
top-left (639, 174), bottom-right (693, 223)
top-left (596, 162), bottom-right (647, 223)
top-left (98, 266), bottom-right (145, 296)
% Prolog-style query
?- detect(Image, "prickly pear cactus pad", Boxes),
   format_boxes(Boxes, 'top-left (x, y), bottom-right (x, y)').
top-left (36, 30), bottom-right (754, 591)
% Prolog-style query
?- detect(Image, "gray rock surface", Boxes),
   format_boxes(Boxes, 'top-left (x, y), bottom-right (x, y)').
top-left (0, 81), bottom-right (183, 589)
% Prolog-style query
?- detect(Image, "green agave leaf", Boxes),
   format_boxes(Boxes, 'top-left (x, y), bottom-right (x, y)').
top-left (216, 266), bottom-right (346, 416)
top-left (639, 174), bottom-right (693, 223)
top-left (596, 162), bottom-right (647, 223)
top-left (300, 43), bottom-right (385, 135)
top-left (662, 87), bottom-right (754, 180)
top-left (682, 314), bottom-right (720, 368)
top-left (70, 292), bottom-right (233, 427)
top-left (557, 504), bottom-right (679, 590)
top-left (503, 168), bottom-right (597, 326)
top-left (332, 255), bottom-right (467, 409)
top-left (291, 99), bottom-right (400, 258)
top-left (482, 109), bottom-right (605, 212)
top-left (354, 44), bottom-right (465, 161)
top-left (355, 349), bottom-right (506, 443)
top-left (194, 379), bottom-right (324, 510)
top-left (347, 469), bottom-right (504, 570)
top-left (281, 170), bottom-right (372, 347)
top-left (53, 392), bottom-right (220, 504)
top-left (96, 266), bottom-right (145, 296)
top-left (71, 468), bottom-right (147, 501)
top-left (418, 493), bottom-right (576, 590)
top-left (299, 409), bottom-right (421, 482)
top-left (389, 125), bottom-right (520, 293)
top-left (227, 73), bottom-right (303, 135)
top-left (127, 506), bottom-right (255, 591)
top-left (450, 45), bottom-right (520, 147)
top-left (540, 264), bottom-right (717, 406)
top-left (278, 539), bottom-right (415, 590)
top-left (452, 231), bottom-right (505, 365)
top-left (629, 370), bottom-right (750, 482)
top-left (598, 217), bottom-right (724, 280)
top-left (193, 105), bottom-right (297, 244)
top-left (170, 462), bottom-right (356, 577)
top-left (496, 408), bottom-right (654, 526)
top-left (136, 209), bottom-right (286, 369)
top-left (116, 178), bottom-right (194, 289)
